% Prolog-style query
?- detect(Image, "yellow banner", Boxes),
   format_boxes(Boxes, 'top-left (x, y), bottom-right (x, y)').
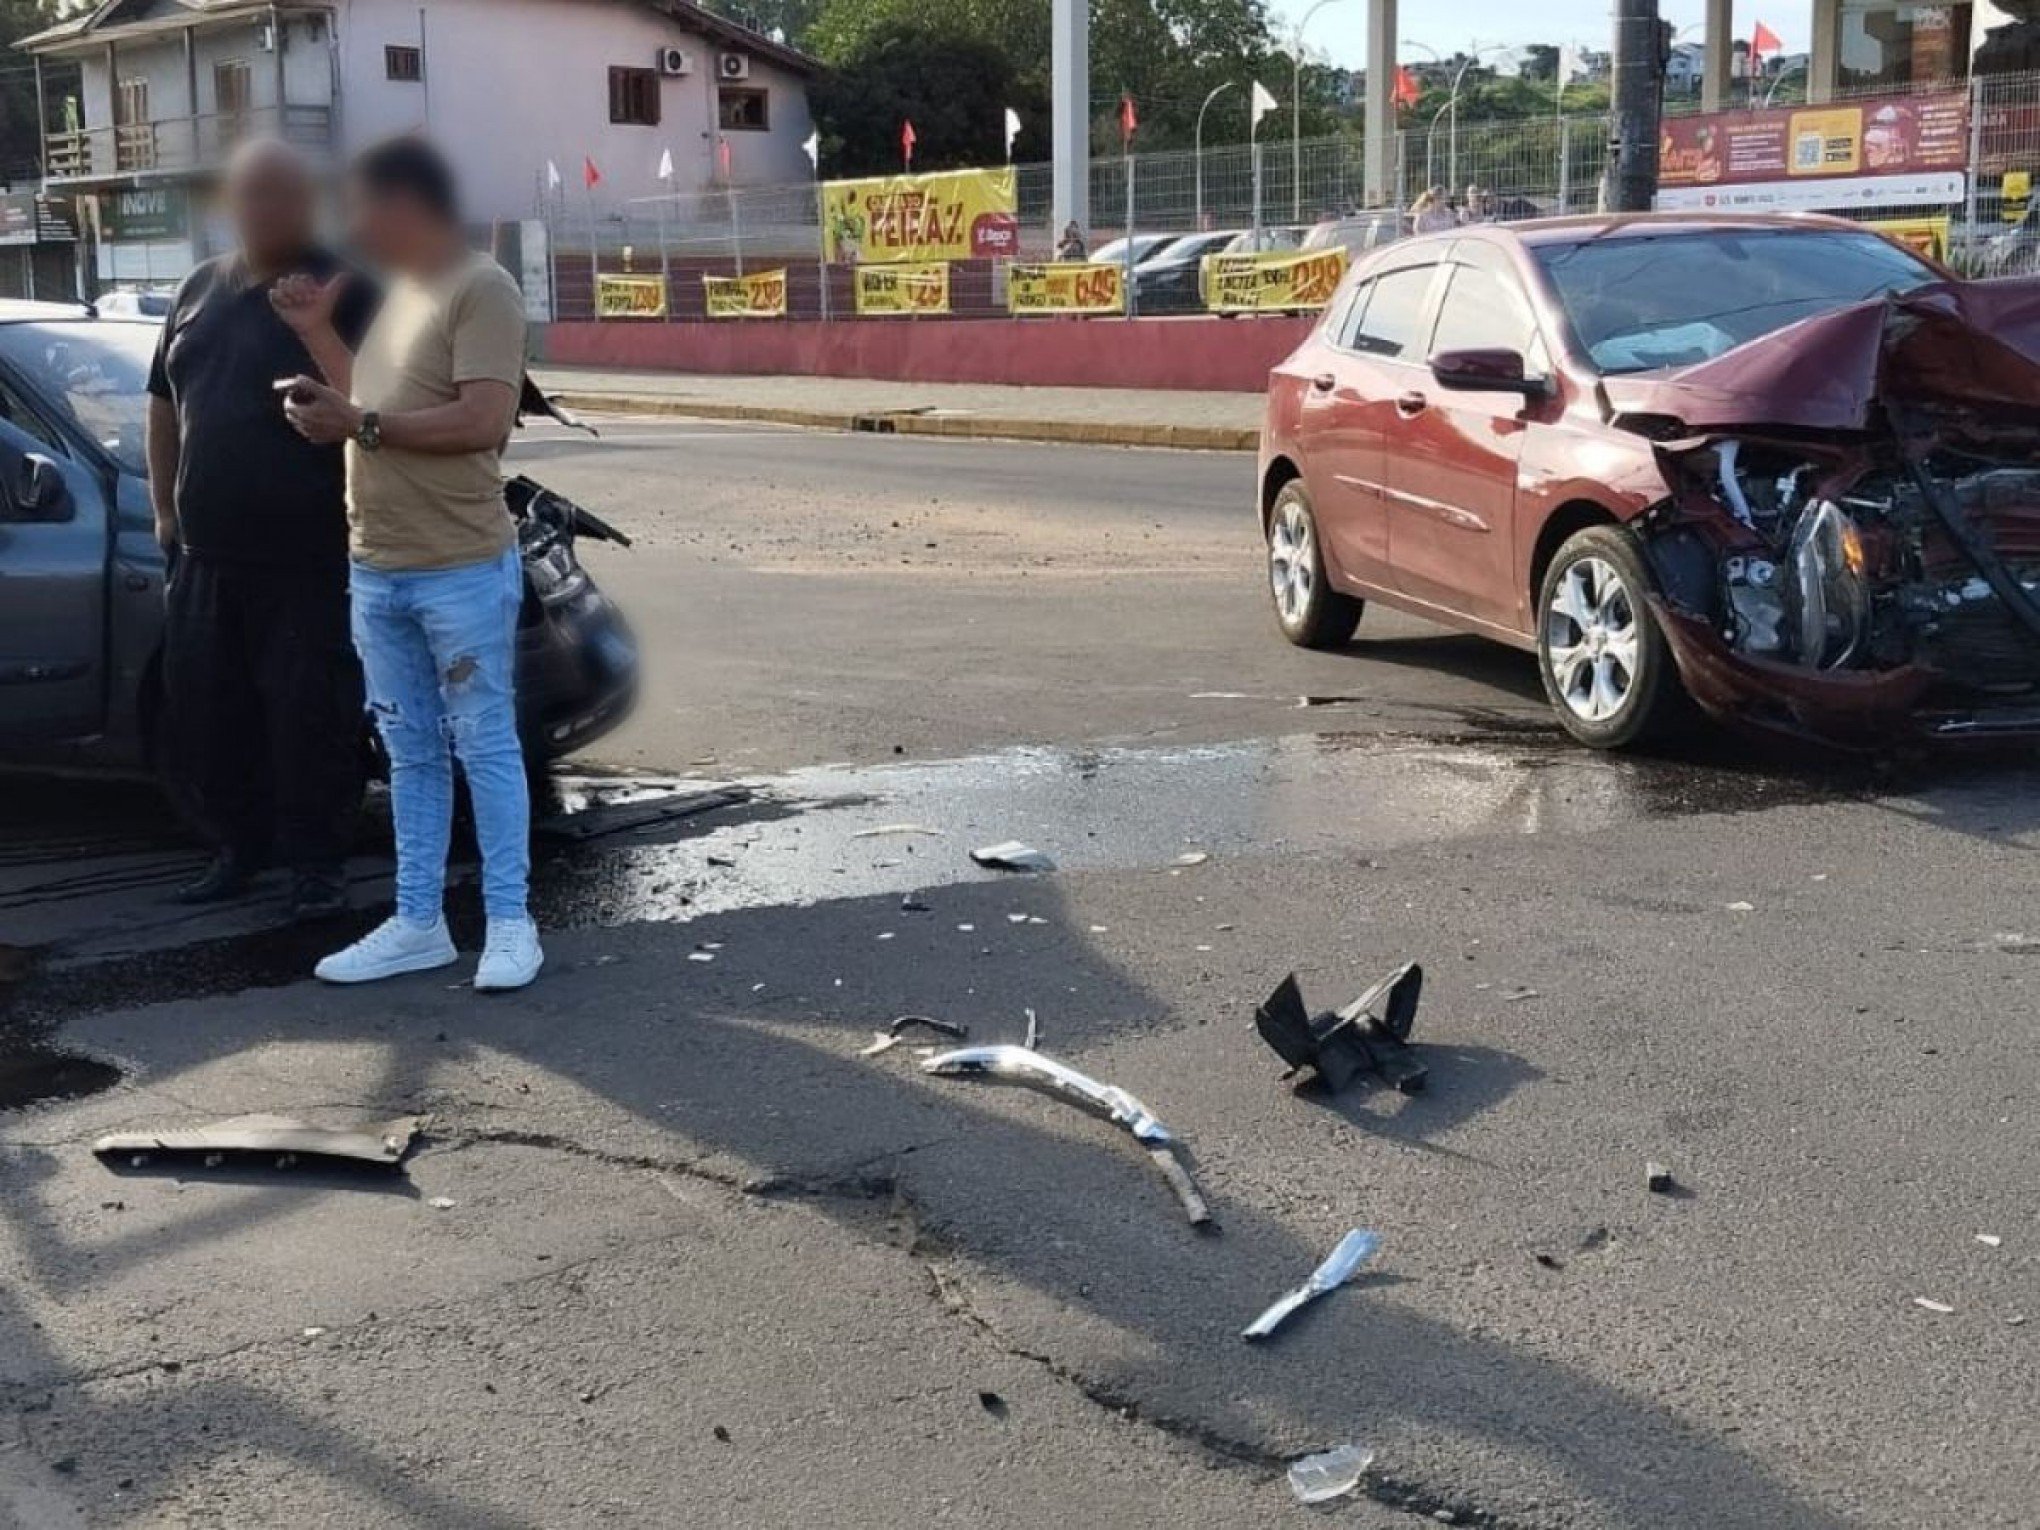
top-left (823, 167), bottom-right (1019, 264)
top-left (1869, 216), bottom-right (1951, 264)
top-left (702, 268), bottom-right (789, 319)
top-left (1203, 249), bottom-right (1347, 314)
top-left (853, 261), bottom-right (950, 316)
top-left (594, 273), bottom-right (667, 319)
top-left (1007, 262), bottom-right (1125, 316)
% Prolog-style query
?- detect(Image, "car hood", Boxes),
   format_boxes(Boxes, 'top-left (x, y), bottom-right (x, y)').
top-left (1600, 277), bottom-right (2040, 433)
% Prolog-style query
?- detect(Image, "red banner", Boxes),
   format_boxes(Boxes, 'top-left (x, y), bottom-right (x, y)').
top-left (1660, 90), bottom-right (1969, 189)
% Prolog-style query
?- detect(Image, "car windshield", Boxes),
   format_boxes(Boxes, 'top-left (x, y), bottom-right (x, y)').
top-left (1534, 229), bottom-right (1938, 374)
top-left (0, 320), bottom-right (157, 474)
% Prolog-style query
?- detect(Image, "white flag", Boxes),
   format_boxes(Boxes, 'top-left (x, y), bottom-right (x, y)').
top-left (545, 158), bottom-right (562, 190)
top-left (800, 129), bottom-right (819, 170)
top-left (1250, 80), bottom-right (1278, 132)
top-left (1004, 107), bottom-right (1022, 159)
top-left (657, 147), bottom-right (674, 182)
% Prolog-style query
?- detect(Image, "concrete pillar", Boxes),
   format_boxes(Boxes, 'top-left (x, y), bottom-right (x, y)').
top-left (1809, 0), bottom-right (1841, 104)
top-left (1363, 0), bottom-right (1397, 205)
top-left (1051, 0), bottom-right (1089, 238)
top-left (1701, 0), bottom-right (1733, 110)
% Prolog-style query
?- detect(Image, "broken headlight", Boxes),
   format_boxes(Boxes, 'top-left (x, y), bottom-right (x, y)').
top-left (1787, 499), bottom-right (1870, 669)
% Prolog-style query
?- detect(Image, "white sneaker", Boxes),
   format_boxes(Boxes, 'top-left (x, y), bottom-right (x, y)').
top-left (474, 916), bottom-right (544, 992)
top-left (315, 914), bottom-right (458, 984)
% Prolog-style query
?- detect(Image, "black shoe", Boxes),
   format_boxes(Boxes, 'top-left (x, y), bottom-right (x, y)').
top-left (171, 852), bottom-right (252, 905)
top-left (288, 869), bottom-right (348, 921)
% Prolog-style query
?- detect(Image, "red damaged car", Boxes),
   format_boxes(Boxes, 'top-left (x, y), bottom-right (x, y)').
top-left (1258, 212), bottom-right (2040, 747)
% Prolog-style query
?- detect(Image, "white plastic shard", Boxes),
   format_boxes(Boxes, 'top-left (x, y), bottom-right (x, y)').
top-left (1286, 1444), bottom-right (1374, 1504)
top-left (1242, 1229), bottom-right (1382, 1340)
top-left (971, 841), bottom-right (1057, 872)
top-left (921, 1044), bottom-right (1209, 1224)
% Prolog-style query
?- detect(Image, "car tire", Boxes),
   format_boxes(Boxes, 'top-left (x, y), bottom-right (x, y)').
top-left (1267, 479), bottom-right (1363, 649)
top-left (1536, 526), bottom-right (1684, 750)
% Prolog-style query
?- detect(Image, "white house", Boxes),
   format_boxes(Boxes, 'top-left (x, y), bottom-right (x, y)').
top-left (18, 0), bottom-right (822, 281)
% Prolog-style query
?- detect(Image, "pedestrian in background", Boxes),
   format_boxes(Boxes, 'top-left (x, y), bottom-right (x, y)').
top-left (1461, 184), bottom-right (1492, 224)
top-left (1056, 221), bottom-right (1087, 260)
top-left (145, 139), bottom-right (379, 920)
top-left (271, 137), bottom-right (542, 992)
top-left (1410, 186), bottom-right (1455, 234)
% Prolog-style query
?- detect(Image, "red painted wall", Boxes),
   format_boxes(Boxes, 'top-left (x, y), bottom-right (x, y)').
top-left (537, 315), bottom-right (1314, 393)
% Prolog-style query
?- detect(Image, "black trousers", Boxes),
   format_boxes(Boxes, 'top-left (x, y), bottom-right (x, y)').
top-left (161, 550), bottom-right (365, 873)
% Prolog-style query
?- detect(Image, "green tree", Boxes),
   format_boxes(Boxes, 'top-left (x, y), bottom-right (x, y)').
top-left (808, 18), bottom-right (1019, 174)
top-left (0, 0), bottom-right (61, 186)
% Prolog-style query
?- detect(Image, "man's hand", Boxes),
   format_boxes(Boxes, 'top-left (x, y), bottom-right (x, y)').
top-left (269, 272), bottom-right (346, 336)
top-left (279, 375), bottom-right (362, 446)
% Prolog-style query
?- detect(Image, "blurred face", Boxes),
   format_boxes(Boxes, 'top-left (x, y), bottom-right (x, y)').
top-left (346, 181), bottom-right (419, 269)
top-left (224, 143), bottom-right (313, 267)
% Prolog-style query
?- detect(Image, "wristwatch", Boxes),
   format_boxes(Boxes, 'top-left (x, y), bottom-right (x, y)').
top-left (355, 410), bottom-right (382, 452)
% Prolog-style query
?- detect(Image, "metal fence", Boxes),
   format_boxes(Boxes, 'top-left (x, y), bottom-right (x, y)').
top-left (545, 67), bottom-right (2040, 322)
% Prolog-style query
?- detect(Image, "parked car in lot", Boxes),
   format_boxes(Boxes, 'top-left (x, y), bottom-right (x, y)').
top-left (0, 301), bottom-right (637, 778)
top-left (1259, 213), bottom-right (2040, 747)
top-left (1131, 230), bottom-right (1240, 314)
top-left (1089, 233), bottom-right (1178, 268)
top-left (1302, 211), bottom-right (1405, 260)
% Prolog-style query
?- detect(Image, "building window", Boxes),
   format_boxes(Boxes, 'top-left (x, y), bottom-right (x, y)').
top-left (215, 60), bottom-right (251, 118)
top-left (1839, 1), bottom-right (1973, 90)
top-left (609, 66), bottom-right (661, 126)
top-left (718, 87), bottom-right (768, 132)
top-left (386, 45), bottom-right (423, 83)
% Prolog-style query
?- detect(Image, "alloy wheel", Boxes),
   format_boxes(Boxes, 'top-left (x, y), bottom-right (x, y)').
top-left (1269, 499), bottom-right (1315, 627)
top-left (1544, 555), bottom-right (1640, 724)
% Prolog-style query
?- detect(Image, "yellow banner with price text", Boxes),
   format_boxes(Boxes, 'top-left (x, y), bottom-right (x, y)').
top-left (823, 167), bottom-right (1020, 264)
top-left (1202, 248), bottom-right (1347, 314)
top-left (1007, 261), bottom-right (1125, 315)
top-left (853, 261), bottom-right (950, 316)
top-left (702, 268), bottom-right (789, 318)
top-left (594, 273), bottom-right (667, 319)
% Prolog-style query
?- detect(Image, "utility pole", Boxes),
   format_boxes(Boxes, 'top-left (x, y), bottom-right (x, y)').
top-left (1051, 0), bottom-right (1089, 238)
top-left (1602, 0), bottom-right (1666, 212)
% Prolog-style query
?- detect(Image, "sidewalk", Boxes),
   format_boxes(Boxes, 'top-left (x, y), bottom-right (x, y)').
top-left (532, 367), bottom-right (1265, 451)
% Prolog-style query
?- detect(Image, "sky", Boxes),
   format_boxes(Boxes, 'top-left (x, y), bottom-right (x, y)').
top-left (1265, 1), bottom-right (1814, 69)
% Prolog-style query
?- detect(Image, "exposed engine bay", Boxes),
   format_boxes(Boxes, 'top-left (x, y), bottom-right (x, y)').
top-left (1608, 278), bottom-right (2040, 740)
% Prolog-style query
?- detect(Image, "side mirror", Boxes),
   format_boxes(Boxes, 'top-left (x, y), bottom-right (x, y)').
top-left (1430, 347), bottom-right (1548, 398)
top-left (1, 453), bottom-right (70, 522)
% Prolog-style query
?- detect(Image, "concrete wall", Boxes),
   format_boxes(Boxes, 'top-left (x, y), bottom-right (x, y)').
top-left (537, 315), bottom-right (1314, 393)
top-left (332, 0), bottom-right (816, 223)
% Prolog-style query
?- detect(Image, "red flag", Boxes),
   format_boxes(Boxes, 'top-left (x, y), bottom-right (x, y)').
top-left (901, 119), bottom-right (916, 169)
top-left (1393, 65), bottom-right (1421, 110)
top-left (716, 135), bottom-right (732, 181)
top-left (582, 155), bottom-right (601, 190)
top-left (1119, 94), bottom-right (1138, 149)
top-left (1751, 20), bottom-right (1783, 61)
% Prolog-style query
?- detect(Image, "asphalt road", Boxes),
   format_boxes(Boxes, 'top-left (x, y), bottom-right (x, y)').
top-left (2, 417), bottom-right (2036, 1529)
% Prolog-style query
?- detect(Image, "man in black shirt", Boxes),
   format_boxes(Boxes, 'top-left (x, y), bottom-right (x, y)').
top-left (146, 139), bottom-right (378, 918)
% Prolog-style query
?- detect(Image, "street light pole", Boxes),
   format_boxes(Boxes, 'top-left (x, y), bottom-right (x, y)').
top-left (1292, 0), bottom-right (1341, 227)
top-left (1194, 81), bottom-right (1235, 229)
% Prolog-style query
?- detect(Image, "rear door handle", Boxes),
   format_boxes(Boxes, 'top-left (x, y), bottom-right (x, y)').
top-left (1395, 390), bottom-right (1428, 417)
top-left (1310, 372), bottom-right (1337, 393)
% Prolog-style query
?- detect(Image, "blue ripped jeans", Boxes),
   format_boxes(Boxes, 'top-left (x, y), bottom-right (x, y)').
top-left (350, 545), bottom-right (529, 924)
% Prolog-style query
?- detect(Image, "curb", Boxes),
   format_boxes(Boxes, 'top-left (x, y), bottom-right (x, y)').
top-left (548, 391), bottom-right (1259, 453)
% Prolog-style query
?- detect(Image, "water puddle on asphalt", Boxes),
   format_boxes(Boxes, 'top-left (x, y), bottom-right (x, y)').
top-left (0, 728), bottom-right (1959, 1087)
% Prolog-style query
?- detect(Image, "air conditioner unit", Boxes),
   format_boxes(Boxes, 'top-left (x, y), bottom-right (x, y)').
top-left (658, 45), bottom-right (690, 76)
top-left (717, 52), bottom-right (750, 82)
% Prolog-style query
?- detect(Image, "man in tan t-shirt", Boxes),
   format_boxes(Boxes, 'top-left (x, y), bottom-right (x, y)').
top-left (275, 136), bottom-right (542, 992)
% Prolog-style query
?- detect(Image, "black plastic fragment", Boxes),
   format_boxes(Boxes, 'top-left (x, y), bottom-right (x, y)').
top-left (890, 1014), bottom-right (967, 1041)
top-left (1254, 964), bottom-right (1427, 1094)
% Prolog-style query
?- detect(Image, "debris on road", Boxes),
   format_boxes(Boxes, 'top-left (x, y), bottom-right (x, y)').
top-left (1913, 1296), bottom-right (1955, 1314)
top-left (978, 1391), bottom-right (1008, 1419)
top-left (890, 1014), bottom-right (967, 1041)
top-left (860, 1034), bottom-right (902, 1058)
top-left (1726, 901), bottom-right (1756, 914)
top-left (1254, 965), bottom-right (1427, 1094)
top-left (1647, 1162), bottom-right (1677, 1194)
top-left (1976, 1233), bottom-right (2003, 1248)
top-left (1242, 1229), bottom-right (1381, 1341)
top-left (901, 892), bottom-right (931, 912)
top-left (1023, 1007), bottom-right (1040, 1050)
top-left (971, 841), bottom-right (1057, 873)
top-left (428, 1196), bottom-right (458, 1210)
top-left (93, 1114), bottom-right (420, 1172)
top-left (1172, 851), bottom-right (1210, 868)
top-left (854, 823), bottom-right (945, 839)
top-left (921, 1044), bottom-right (1209, 1225)
top-left (1285, 1443), bottom-right (1374, 1504)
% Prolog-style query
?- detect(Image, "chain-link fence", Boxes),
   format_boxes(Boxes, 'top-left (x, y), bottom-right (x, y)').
top-left (545, 68), bottom-right (2040, 320)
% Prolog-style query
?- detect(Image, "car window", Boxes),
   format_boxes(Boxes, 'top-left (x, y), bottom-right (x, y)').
top-left (0, 321), bottom-right (157, 475)
top-left (1328, 277), bottom-right (1374, 346)
top-left (1429, 262), bottom-right (1538, 358)
top-left (1534, 228), bottom-right (1937, 374)
top-left (1345, 264), bottom-right (1435, 360)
